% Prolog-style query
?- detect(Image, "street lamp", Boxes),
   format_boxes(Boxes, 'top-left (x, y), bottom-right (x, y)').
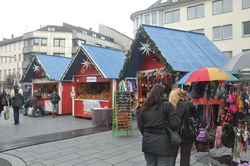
top-left (0, 55), bottom-right (20, 88)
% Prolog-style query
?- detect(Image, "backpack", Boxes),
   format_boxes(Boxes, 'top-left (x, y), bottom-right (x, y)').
top-left (221, 124), bottom-right (235, 148)
top-left (180, 104), bottom-right (201, 139)
top-left (12, 94), bottom-right (23, 107)
top-left (1, 96), bottom-right (7, 106)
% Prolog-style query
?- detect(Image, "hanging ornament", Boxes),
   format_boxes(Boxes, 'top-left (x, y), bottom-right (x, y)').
top-left (81, 59), bottom-right (92, 70)
top-left (32, 64), bottom-right (40, 73)
top-left (139, 42), bottom-right (151, 56)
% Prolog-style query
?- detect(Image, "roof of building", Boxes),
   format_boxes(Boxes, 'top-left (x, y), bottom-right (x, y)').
top-left (62, 44), bottom-right (126, 80)
top-left (21, 54), bottom-right (71, 82)
top-left (121, 24), bottom-right (228, 77)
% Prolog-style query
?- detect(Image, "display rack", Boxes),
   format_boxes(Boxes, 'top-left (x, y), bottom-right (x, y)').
top-left (112, 91), bottom-right (133, 138)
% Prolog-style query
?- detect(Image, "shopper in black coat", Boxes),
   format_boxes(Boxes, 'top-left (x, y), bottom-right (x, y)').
top-left (137, 84), bottom-right (181, 166)
top-left (169, 88), bottom-right (200, 166)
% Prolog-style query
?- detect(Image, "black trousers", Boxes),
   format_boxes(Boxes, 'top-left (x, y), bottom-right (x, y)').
top-left (173, 142), bottom-right (193, 166)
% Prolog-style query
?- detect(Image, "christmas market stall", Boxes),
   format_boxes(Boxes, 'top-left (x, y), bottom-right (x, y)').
top-left (119, 24), bottom-right (229, 100)
top-left (21, 53), bottom-right (72, 115)
top-left (61, 44), bottom-right (126, 118)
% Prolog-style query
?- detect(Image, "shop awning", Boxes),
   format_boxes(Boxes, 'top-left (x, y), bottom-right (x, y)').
top-left (21, 54), bottom-right (71, 82)
top-left (121, 25), bottom-right (229, 77)
top-left (62, 44), bottom-right (126, 80)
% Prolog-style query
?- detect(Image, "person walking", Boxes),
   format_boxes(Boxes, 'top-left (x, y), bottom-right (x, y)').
top-left (50, 90), bottom-right (60, 118)
top-left (0, 91), bottom-right (8, 117)
top-left (137, 84), bottom-right (181, 166)
top-left (169, 88), bottom-right (201, 166)
top-left (11, 88), bottom-right (24, 125)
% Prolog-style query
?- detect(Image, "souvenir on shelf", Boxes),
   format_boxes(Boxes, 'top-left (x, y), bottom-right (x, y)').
top-left (112, 91), bottom-right (133, 138)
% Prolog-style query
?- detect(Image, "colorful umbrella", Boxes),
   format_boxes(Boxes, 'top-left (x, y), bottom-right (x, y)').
top-left (177, 67), bottom-right (238, 84)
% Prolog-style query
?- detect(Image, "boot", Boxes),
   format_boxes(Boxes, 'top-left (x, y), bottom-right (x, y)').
top-left (52, 112), bottom-right (54, 118)
top-left (14, 120), bottom-right (17, 125)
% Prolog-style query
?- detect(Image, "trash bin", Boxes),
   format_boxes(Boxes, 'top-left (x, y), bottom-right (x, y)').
top-left (91, 108), bottom-right (113, 126)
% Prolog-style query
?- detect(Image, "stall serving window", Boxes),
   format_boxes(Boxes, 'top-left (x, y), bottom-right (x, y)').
top-left (76, 82), bottom-right (110, 100)
top-left (35, 83), bottom-right (57, 98)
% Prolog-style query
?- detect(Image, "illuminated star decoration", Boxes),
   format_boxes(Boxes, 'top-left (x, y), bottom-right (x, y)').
top-left (32, 64), bottom-right (40, 73)
top-left (81, 59), bottom-right (92, 70)
top-left (139, 42), bottom-right (152, 56)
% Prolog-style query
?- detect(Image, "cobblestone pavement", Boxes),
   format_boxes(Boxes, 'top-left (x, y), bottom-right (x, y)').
top-left (0, 108), bottom-right (249, 166)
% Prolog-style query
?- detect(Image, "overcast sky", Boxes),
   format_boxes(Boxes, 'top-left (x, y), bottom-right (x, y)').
top-left (0, 0), bottom-right (157, 40)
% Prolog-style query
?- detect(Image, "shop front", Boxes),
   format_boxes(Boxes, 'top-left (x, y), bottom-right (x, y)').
top-left (21, 53), bottom-right (72, 115)
top-left (62, 44), bottom-right (126, 118)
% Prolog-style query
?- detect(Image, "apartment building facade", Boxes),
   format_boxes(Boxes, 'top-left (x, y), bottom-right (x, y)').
top-left (130, 0), bottom-right (250, 58)
top-left (0, 23), bottom-right (132, 89)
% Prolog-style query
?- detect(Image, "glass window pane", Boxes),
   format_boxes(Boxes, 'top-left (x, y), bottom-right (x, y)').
top-left (173, 10), bottom-right (180, 22)
top-left (223, 25), bottom-right (232, 38)
top-left (41, 38), bottom-right (47, 46)
top-left (196, 4), bottom-right (204, 17)
top-left (213, 1), bottom-right (222, 14)
top-left (243, 0), bottom-right (250, 8)
top-left (152, 13), bottom-right (157, 25)
top-left (54, 39), bottom-right (59, 46)
top-left (213, 26), bottom-right (222, 40)
top-left (243, 21), bottom-right (250, 35)
top-left (144, 14), bottom-right (150, 24)
top-left (223, 0), bottom-right (232, 12)
top-left (60, 39), bottom-right (65, 47)
top-left (165, 12), bottom-right (172, 23)
top-left (188, 6), bottom-right (195, 19)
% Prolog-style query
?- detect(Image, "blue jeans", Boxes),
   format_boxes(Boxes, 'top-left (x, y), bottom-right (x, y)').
top-left (13, 107), bottom-right (20, 122)
top-left (52, 103), bottom-right (58, 113)
top-left (144, 153), bottom-right (174, 166)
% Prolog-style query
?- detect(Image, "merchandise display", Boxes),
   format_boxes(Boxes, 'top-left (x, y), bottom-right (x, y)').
top-left (76, 82), bottom-right (110, 100)
top-left (112, 91), bottom-right (133, 138)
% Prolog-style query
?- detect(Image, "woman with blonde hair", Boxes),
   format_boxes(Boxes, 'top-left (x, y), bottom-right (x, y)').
top-left (169, 88), bottom-right (200, 166)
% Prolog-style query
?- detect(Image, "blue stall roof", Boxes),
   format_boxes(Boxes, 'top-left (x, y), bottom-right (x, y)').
top-left (121, 25), bottom-right (229, 77)
top-left (21, 54), bottom-right (71, 82)
top-left (62, 44), bottom-right (126, 80)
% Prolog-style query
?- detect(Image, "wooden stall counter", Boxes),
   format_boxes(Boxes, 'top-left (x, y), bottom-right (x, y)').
top-left (75, 99), bottom-right (110, 118)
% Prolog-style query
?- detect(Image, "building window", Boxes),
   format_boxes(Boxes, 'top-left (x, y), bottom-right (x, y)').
top-left (8, 69), bottom-right (11, 76)
top-left (243, 0), bottom-right (250, 8)
top-left (243, 21), bottom-right (250, 36)
top-left (24, 40), bottom-right (29, 47)
top-left (48, 27), bottom-right (55, 31)
top-left (135, 17), bottom-right (140, 29)
top-left (34, 38), bottom-right (39, 45)
top-left (144, 14), bottom-right (150, 24)
top-left (76, 39), bottom-right (86, 46)
top-left (187, 4), bottom-right (204, 19)
top-left (223, 51), bottom-right (232, 58)
top-left (95, 43), bottom-right (102, 47)
top-left (41, 38), bottom-right (47, 46)
top-left (92, 33), bottom-right (97, 37)
top-left (54, 39), bottom-right (65, 47)
top-left (213, 24), bottom-right (232, 40)
top-left (165, 10), bottom-right (180, 23)
top-left (101, 36), bottom-right (106, 40)
top-left (19, 54), bottom-right (21, 61)
top-left (54, 53), bottom-right (65, 57)
top-left (213, 0), bottom-right (232, 15)
top-left (0, 70), bottom-right (2, 80)
top-left (83, 30), bottom-right (88, 34)
top-left (24, 54), bottom-right (29, 61)
top-left (151, 13), bottom-right (157, 25)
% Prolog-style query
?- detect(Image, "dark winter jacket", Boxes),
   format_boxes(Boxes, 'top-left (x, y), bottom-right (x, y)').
top-left (176, 100), bottom-right (200, 143)
top-left (137, 98), bottom-right (181, 157)
top-left (50, 93), bottom-right (60, 104)
top-left (0, 93), bottom-right (7, 112)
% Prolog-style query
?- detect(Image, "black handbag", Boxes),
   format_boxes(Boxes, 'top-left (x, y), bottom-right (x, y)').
top-left (166, 125), bottom-right (181, 147)
top-left (163, 101), bottom-right (181, 147)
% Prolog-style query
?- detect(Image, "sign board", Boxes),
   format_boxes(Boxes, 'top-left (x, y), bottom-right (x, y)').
top-left (71, 92), bottom-right (75, 98)
top-left (87, 77), bottom-right (97, 82)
